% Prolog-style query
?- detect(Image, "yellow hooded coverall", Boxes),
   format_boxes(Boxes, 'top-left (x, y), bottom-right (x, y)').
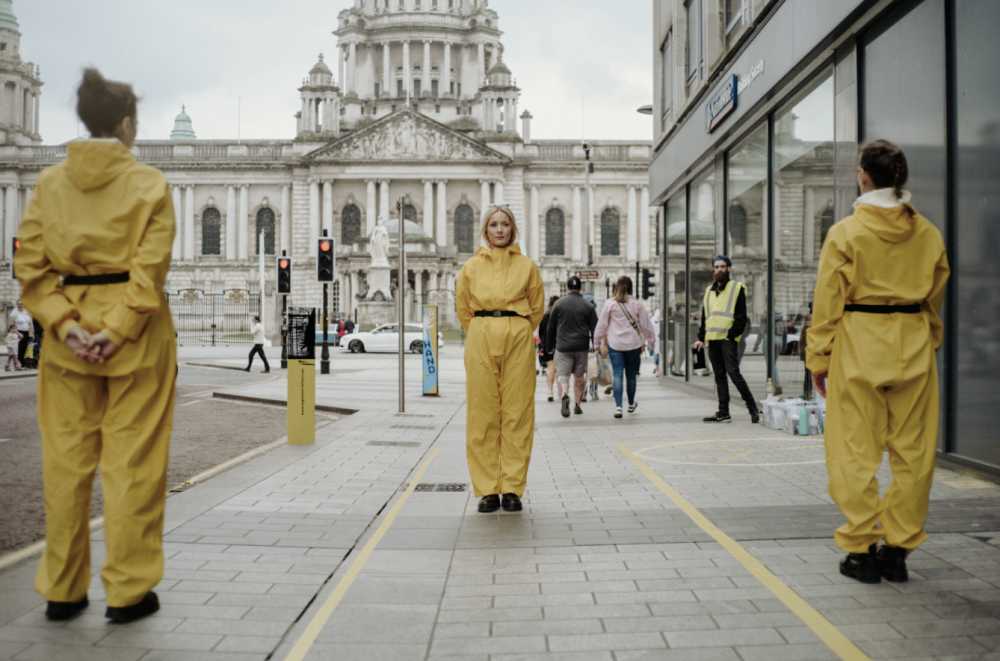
top-left (457, 243), bottom-right (544, 497)
top-left (14, 140), bottom-right (177, 608)
top-left (806, 200), bottom-right (949, 554)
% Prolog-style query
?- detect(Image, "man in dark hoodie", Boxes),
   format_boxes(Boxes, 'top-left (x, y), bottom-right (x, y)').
top-left (546, 276), bottom-right (598, 418)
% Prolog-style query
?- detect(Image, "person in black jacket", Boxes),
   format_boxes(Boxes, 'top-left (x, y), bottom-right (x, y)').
top-left (545, 276), bottom-right (598, 418)
top-left (537, 295), bottom-right (558, 401)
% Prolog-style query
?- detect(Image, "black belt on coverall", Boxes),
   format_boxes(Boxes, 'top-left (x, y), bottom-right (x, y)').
top-left (474, 310), bottom-right (523, 318)
top-left (844, 304), bottom-right (920, 314)
top-left (63, 272), bottom-right (130, 286)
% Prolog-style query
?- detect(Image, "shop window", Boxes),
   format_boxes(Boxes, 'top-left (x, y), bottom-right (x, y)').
top-left (255, 208), bottom-right (276, 255)
top-left (545, 208), bottom-right (565, 256)
top-left (342, 204), bottom-right (361, 245)
top-left (600, 208), bottom-right (620, 256)
top-left (728, 205), bottom-right (748, 246)
top-left (665, 192), bottom-right (687, 378)
top-left (201, 207), bottom-right (221, 256)
top-left (454, 204), bottom-right (475, 252)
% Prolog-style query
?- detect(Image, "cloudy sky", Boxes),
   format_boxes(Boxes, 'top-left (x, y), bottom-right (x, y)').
top-left (16, 0), bottom-right (654, 145)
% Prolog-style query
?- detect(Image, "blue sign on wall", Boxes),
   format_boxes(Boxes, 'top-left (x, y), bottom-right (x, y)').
top-left (706, 74), bottom-right (738, 133)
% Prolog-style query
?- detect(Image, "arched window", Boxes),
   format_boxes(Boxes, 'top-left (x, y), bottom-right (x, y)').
top-left (342, 204), bottom-right (361, 245)
top-left (201, 207), bottom-right (221, 255)
top-left (403, 204), bottom-right (418, 222)
top-left (600, 208), bottom-right (620, 256)
top-left (545, 208), bottom-right (565, 256)
top-left (454, 204), bottom-right (475, 253)
top-left (729, 205), bottom-right (748, 246)
top-left (819, 204), bottom-right (835, 246)
top-left (255, 208), bottom-right (276, 255)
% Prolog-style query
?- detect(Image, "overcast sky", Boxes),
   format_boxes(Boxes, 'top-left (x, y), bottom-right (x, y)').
top-left (17, 0), bottom-right (654, 145)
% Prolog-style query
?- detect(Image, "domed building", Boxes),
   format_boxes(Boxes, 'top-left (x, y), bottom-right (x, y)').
top-left (0, 0), bottom-right (660, 341)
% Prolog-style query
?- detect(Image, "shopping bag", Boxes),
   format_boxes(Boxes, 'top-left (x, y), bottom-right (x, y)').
top-left (24, 343), bottom-right (34, 360)
top-left (587, 350), bottom-right (612, 386)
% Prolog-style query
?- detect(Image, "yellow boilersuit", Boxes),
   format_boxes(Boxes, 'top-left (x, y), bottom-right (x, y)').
top-left (14, 139), bottom-right (177, 608)
top-left (457, 243), bottom-right (544, 497)
top-left (806, 201), bottom-right (949, 554)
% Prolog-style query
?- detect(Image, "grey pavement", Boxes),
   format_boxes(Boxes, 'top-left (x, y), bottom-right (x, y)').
top-left (1, 344), bottom-right (999, 660)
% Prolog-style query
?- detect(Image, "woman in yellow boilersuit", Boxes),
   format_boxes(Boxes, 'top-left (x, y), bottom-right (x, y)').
top-left (14, 69), bottom-right (176, 622)
top-left (456, 205), bottom-right (544, 513)
top-left (807, 141), bottom-right (949, 584)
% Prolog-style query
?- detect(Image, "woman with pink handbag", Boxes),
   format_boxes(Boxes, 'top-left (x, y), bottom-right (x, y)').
top-left (593, 276), bottom-right (657, 418)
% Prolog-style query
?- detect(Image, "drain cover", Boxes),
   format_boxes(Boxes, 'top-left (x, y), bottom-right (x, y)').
top-left (410, 483), bottom-right (468, 492)
top-left (367, 441), bottom-right (421, 448)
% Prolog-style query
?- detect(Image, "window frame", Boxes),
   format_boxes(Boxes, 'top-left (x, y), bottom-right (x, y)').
top-left (686, 0), bottom-right (703, 83)
top-left (660, 33), bottom-right (672, 123)
top-left (725, 0), bottom-right (744, 33)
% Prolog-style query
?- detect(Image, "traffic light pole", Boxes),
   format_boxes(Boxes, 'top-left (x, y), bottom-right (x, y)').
top-left (321, 232), bottom-right (330, 375)
top-left (636, 261), bottom-right (640, 296)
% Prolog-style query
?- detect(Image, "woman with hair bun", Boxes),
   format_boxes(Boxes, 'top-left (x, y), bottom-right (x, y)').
top-left (807, 140), bottom-right (950, 585)
top-left (14, 68), bottom-right (176, 623)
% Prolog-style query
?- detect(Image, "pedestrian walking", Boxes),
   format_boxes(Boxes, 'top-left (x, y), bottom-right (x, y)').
top-left (594, 276), bottom-right (656, 418)
top-left (808, 140), bottom-right (949, 584)
top-left (537, 295), bottom-right (559, 401)
top-left (693, 256), bottom-right (761, 424)
top-left (582, 293), bottom-right (600, 401)
top-left (336, 318), bottom-right (346, 346)
top-left (6, 321), bottom-right (24, 371)
top-left (14, 68), bottom-right (177, 624)
top-left (545, 276), bottom-right (598, 418)
top-left (245, 316), bottom-right (270, 372)
top-left (344, 316), bottom-right (355, 334)
top-left (457, 205), bottom-right (544, 514)
top-left (10, 300), bottom-right (33, 369)
top-left (651, 308), bottom-right (661, 375)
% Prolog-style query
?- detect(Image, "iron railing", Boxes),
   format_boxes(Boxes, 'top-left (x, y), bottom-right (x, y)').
top-left (169, 289), bottom-right (261, 346)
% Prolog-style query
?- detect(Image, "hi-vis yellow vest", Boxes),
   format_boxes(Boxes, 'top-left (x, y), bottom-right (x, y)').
top-left (703, 280), bottom-right (746, 342)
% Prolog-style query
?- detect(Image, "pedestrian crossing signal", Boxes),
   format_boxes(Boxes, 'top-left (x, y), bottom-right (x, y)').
top-left (277, 257), bottom-right (292, 294)
top-left (10, 237), bottom-right (17, 280)
top-left (316, 238), bottom-right (335, 283)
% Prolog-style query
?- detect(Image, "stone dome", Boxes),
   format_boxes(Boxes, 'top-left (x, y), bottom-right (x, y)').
top-left (170, 105), bottom-right (196, 140)
top-left (0, 0), bottom-right (18, 32)
top-left (378, 218), bottom-right (428, 241)
top-left (310, 54), bottom-right (332, 75)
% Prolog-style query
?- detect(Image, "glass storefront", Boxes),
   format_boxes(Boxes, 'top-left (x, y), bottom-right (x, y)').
top-left (666, 193), bottom-right (687, 377)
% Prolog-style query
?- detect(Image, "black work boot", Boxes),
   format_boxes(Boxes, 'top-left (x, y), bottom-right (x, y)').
top-left (561, 395), bottom-right (570, 418)
top-left (703, 411), bottom-right (732, 423)
top-left (839, 545), bottom-right (881, 584)
top-left (750, 408), bottom-right (761, 424)
top-left (478, 494), bottom-right (500, 513)
top-left (106, 591), bottom-right (160, 623)
top-left (877, 545), bottom-right (909, 582)
top-left (46, 596), bottom-right (88, 621)
top-left (501, 493), bottom-right (522, 512)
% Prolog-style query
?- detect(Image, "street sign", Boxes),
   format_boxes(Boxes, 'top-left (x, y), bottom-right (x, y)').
top-left (574, 270), bottom-right (601, 281)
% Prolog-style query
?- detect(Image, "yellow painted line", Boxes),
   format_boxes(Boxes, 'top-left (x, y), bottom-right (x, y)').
top-left (282, 448), bottom-right (442, 661)
top-left (617, 444), bottom-right (870, 661)
top-left (716, 449), bottom-right (755, 464)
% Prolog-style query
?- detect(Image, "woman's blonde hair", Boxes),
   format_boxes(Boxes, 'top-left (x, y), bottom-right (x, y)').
top-left (479, 206), bottom-right (520, 248)
top-left (613, 276), bottom-right (633, 304)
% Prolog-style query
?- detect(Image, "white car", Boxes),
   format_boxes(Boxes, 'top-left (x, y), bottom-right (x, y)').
top-left (339, 323), bottom-right (443, 354)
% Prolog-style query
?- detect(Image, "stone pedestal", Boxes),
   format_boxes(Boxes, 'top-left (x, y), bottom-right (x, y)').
top-left (366, 266), bottom-right (393, 302)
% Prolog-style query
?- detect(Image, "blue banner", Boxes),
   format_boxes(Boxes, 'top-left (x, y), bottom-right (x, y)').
top-left (422, 305), bottom-right (439, 396)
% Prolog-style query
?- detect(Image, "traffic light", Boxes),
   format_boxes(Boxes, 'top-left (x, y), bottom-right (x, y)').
top-left (276, 256), bottom-right (292, 294)
top-left (10, 237), bottom-right (17, 280)
top-left (316, 237), bottom-right (335, 282)
top-left (641, 268), bottom-right (655, 300)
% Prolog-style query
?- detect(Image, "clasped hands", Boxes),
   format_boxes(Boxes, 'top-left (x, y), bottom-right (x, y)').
top-left (65, 325), bottom-right (119, 364)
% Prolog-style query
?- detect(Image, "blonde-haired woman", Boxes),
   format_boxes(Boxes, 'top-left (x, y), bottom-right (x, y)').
top-left (594, 276), bottom-right (656, 418)
top-left (456, 205), bottom-right (544, 513)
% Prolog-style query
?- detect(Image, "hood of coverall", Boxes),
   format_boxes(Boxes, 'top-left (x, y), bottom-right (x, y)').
top-left (852, 203), bottom-right (918, 244)
top-left (476, 242), bottom-right (523, 258)
top-left (64, 139), bottom-right (135, 191)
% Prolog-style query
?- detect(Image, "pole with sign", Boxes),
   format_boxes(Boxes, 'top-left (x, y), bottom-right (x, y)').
top-left (286, 306), bottom-right (316, 445)
top-left (422, 305), bottom-right (439, 396)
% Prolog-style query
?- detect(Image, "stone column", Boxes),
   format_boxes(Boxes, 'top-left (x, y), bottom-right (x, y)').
top-left (422, 41), bottom-right (431, 96)
top-left (477, 42), bottom-right (485, 87)
top-left (382, 43), bottom-right (391, 97)
top-left (378, 180), bottom-right (390, 225)
top-left (503, 99), bottom-right (511, 132)
top-left (184, 185), bottom-right (196, 260)
top-left (348, 42), bottom-right (357, 95)
top-left (572, 186), bottom-right (582, 261)
top-left (33, 94), bottom-right (40, 135)
top-left (239, 185), bottom-right (250, 260)
top-left (480, 180), bottom-right (490, 213)
top-left (587, 184), bottom-right (595, 251)
top-left (4, 186), bottom-right (15, 259)
top-left (322, 180), bottom-right (334, 238)
top-left (803, 186), bottom-right (816, 263)
top-left (442, 42), bottom-right (451, 96)
top-left (436, 180), bottom-right (447, 248)
top-left (402, 41), bottom-right (411, 98)
top-left (530, 185), bottom-right (540, 259)
top-left (494, 179), bottom-right (504, 204)
top-left (640, 185), bottom-right (651, 261)
top-left (225, 185), bottom-right (236, 260)
top-left (309, 180), bottom-right (320, 257)
top-left (422, 179), bottom-right (434, 237)
top-left (415, 270), bottom-right (423, 306)
top-left (171, 185), bottom-right (183, 260)
top-left (350, 272), bottom-right (359, 311)
top-left (339, 47), bottom-right (346, 91)
top-left (626, 184), bottom-right (638, 261)
top-left (298, 99), bottom-right (307, 133)
top-left (366, 180), bottom-right (377, 236)
top-left (281, 184), bottom-right (291, 255)
top-left (429, 271), bottom-right (438, 292)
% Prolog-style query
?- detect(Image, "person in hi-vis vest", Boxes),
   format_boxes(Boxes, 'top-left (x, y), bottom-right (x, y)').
top-left (693, 256), bottom-right (761, 424)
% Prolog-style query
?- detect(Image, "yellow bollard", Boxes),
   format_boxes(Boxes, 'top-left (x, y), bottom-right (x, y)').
top-left (287, 358), bottom-right (315, 445)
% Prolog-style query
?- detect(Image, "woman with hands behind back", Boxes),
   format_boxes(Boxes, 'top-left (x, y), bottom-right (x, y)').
top-left (14, 68), bottom-right (177, 624)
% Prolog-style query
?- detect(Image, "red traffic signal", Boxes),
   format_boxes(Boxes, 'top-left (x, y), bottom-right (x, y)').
top-left (276, 256), bottom-right (292, 294)
top-left (319, 241), bottom-right (331, 253)
top-left (316, 237), bottom-right (335, 283)
top-left (279, 259), bottom-right (289, 269)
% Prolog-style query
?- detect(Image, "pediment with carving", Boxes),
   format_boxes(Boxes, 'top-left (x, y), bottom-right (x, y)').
top-left (303, 109), bottom-right (510, 164)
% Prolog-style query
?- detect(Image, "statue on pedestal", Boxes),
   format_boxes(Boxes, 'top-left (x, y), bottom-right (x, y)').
top-left (370, 217), bottom-right (390, 267)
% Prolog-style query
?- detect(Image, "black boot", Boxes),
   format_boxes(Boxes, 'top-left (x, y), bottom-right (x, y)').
top-left (703, 411), bottom-right (732, 423)
top-left (877, 545), bottom-right (909, 582)
top-left (46, 596), bottom-right (88, 621)
top-left (501, 493), bottom-right (522, 512)
top-left (106, 591), bottom-right (160, 623)
top-left (839, 544), bottom-right (880, 584)
top-left (478, 495), bottom-right (500, 513)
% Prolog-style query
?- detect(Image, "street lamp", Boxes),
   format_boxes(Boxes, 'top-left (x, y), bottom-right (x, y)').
top-left (636, 105), bottom-right (653, 115)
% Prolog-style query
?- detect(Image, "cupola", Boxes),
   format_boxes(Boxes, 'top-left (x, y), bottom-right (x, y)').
top-left (170, 105), bottom-right (196, 140)
top-left (309, 54), bottom-right (334, 87)
top-left (487, 57), bottom-right (512, 87)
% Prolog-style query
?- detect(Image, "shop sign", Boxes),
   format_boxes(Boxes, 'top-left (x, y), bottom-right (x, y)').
top-left (738, 59), bottom-right (765, 95)
top-left (706, 74), bottom-right (738, 133)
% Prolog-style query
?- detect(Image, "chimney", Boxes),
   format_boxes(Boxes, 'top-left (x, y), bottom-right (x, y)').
top-left (520, 110), bottom-right (532, 144)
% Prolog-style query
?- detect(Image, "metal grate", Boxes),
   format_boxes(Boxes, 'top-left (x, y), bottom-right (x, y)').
top-left (367, 441), bottom-right (422, 448)
top-left (410, 483), bottom-right (468, 492)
